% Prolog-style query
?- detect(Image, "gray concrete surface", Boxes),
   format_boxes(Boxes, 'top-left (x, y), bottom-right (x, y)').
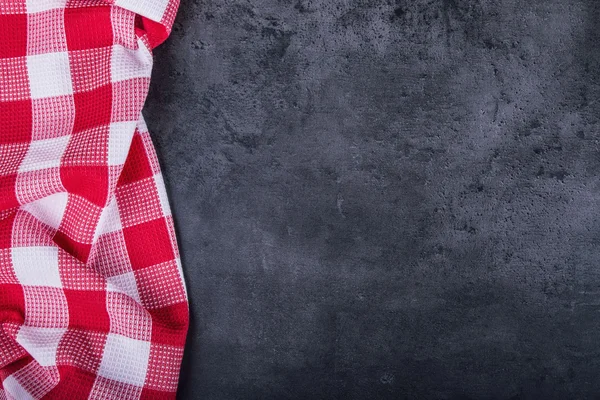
top-left (144, 0), bottom-right (600, 398)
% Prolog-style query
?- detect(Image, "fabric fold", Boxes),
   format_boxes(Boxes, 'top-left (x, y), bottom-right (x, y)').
top-left (0, 0), bottom-right (187, 398)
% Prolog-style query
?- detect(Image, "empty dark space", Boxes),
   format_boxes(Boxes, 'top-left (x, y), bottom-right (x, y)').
top-left (144, 0), bottom-right (600, 399)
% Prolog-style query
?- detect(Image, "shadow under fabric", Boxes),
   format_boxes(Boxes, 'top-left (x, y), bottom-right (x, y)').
top-left (0, 0), bottom-right (188, 398)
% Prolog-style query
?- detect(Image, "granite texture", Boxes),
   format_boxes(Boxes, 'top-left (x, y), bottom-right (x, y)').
top-left (144, 0), bottom-right (600, 398)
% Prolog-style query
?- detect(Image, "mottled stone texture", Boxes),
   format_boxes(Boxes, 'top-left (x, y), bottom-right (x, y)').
top-left (144, 0), bottom-right (600, 398)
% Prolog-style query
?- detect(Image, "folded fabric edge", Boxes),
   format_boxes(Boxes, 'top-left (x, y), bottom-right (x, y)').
top-left (116, 0), bottom-right (181, 48)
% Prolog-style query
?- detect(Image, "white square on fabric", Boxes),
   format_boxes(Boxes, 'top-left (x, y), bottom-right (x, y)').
top-left (114, 0), bottom-right (170, 22)
top-left (26, 0), bottom-right (67, 14)
top-left (26, 52), bottom-right (72, 99)
top-left (98, 333), bottom-right (151, 386)
top-left (106, 271), bottom-right (141, 303)
top-left (12, 247), bottom-right (61, 288)
top-left (110, 43), bottom-right (153, 83)
top-left (108, 122), bottom-right (136, 166)
top-left (93, 196), bottom-right (123, 241)
top-left (2, 376), bottom-right (35, 400)
top-left (19, 135), bottom-right (70, 173)
top-left (16, 326), bottom-right (66, 367)
top-left (21, 192), bottom-right (68, 230)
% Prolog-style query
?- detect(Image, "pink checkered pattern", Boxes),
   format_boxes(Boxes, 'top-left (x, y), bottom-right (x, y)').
top-left (0, 0), bottom-right (188, 399)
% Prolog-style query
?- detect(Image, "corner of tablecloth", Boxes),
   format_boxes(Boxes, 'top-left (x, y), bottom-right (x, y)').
top-left (113, 0), bottom-right (180, 48)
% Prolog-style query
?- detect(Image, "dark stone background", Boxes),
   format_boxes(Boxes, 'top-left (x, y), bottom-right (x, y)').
top-left (144, 0), bottom-right (600, 398)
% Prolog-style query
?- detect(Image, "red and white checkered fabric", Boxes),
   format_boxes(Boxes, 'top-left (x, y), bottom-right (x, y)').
top-left (0, 0), bottom-right (188, 398)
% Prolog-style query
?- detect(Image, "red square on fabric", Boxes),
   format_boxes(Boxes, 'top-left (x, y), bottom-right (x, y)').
top-left (0, 213), bottom-right (14, 249)
top-left (0, 14), bottom-right (27, 58)
top-left (118, 133), bottom-right (153, 186)
top-left (122, 218), bottom-right (174, 270)
top-left (0, 284), bottom-right (24, 325)
top-left (73, 85), bottom-right (112, 133)
top-left (54, 230), bottom-right (93, 262)
top-left (1, 355), bottom-right (33, 382)
top-left (0, 175), bottom-right (19, 211)
top-left (64, 6), bottom-right (114, 51)
top-left (64, 289), bottom-right (110, 332)
top-left (0, 100), bottom-right (32, 144)
top-left (134, 260), bottom-right (186, 310)
top-left (144, 343), bottom-right (183, 392)
top-left (46, 366), bottom-right (97, 398)
top-left (149, 302), bottom-right (188, 346)
top-left (140, 387), bottom-right (176, 400)
top-left (60, 165), bottom-right (108, 207)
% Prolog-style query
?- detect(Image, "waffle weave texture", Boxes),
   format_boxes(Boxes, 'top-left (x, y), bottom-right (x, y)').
top-left (0, 0), bottom-right (188, 398)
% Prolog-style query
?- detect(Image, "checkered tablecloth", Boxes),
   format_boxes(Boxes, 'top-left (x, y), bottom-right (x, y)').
top-left (0, 1), bottom-right (188, 398)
